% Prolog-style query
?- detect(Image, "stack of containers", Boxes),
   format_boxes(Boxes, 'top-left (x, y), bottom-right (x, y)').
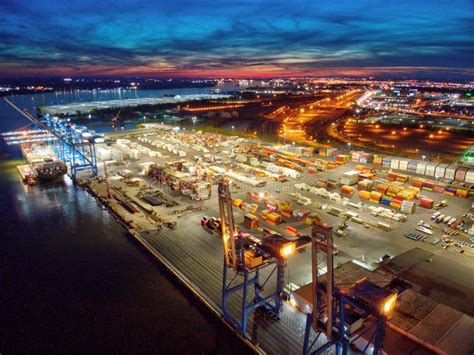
top-left (359, 190), bottom-right (370, 201)
top-left (433, 184), bottom-right (445, 193)
top-left (443, 186), bottom-right (456, 196)
top-left (358, 180), bottom-right (374, 191)
top-left (396, 173), bottom-right (409, 182)
top-left (419, 197), bottom-right (434, 209)
top-left (387, 186), bottom-right (402, 198)
top-left (445, 166), bottom-right (457, 180)
top-left (335, 155), bottom-right (349, 164)
top-left (407, 161), bottom-right (417, 173)
top-left (416, 162), bottom-right (427, 175)
top-left (340, 185), bottom-right (354, 196)
top-left (397, 190), bottom-right (415, 200)
top-left (387, 172), bottom-right (398, 181)
top-left (407, 186), bottom-right (420, 197)
top-left (359, 172), bottom-right (376, 181)
top-left (399, 160), bottom-right (409, 171)
top-left (456, 189), bottom-right (468, 198)
top-left (382, 157), bottom-right (391, 168)
top-left (315, 179), bottom-right (327, 188)
top-left (401, 200), bottom-right (416, 214)
top-left (376, 183), bottom-right (389, 195)
top-left (281, 208), bottom-right (293, 218)
top-left (293, 210), bottom-right (310, 221)
top-left (244, 214), bottom-right (259, 229)
top-left (370, 191), bottom-right (382, 204)
top-left (411, 178), bottom-right (423, 188)
top-left (351, 152), bottom-right (361, 163)
top-left (373, 155), bottom-right (383, 166)
top-left (455, 167), bottom-right (468, 182)
top-left (380, 195), bottom-right (392, 206)
top-left (390, 198), bottom-right (403, 210)
top-left (327, 178), bottom-right (338, 188)
top-left (422, 181), bottom-right (435, 191)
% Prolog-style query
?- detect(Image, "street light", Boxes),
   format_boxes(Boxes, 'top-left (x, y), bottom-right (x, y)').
top-left (422, 155), bottom-right (426, 161)
top-left (231, 125), bottom-right (235, 132)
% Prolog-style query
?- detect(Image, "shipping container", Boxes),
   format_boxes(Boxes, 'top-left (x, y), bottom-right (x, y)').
top-left (419, 197), bottom-right (433, 209)
top-left (399, 160), bottom-right (409, 171)
top-left (416, 162), bottom-right (427, 175)
top-left (444, 165), bottom-right (457, 180)
top-left (455, 166), bottom-right (469, 182)
top-left (407, 161), bottom-right (417, 172)
top-left (425, 163), bottom-right (438, 177)
top-left (373, 155), bottom-right (383, 166)
top-left (435, 164), bottom-right (449, 179)
top-left (390, 159), bottom-right (400, 170)
top-left (341, 171), bottom-right (359, 186)
top-left (466, 169), bottom-right (474, 184)
top-left (382, 157), bottom-right (391, 168)
top-left (359, 190), bottom-right (371, 200)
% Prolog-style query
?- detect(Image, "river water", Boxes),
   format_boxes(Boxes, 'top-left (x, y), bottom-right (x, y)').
top-left (0, 88), bottom-right (252, 354)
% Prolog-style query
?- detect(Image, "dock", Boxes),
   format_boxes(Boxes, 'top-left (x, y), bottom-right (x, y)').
top-left (76, 127), bottom-right (474, 354)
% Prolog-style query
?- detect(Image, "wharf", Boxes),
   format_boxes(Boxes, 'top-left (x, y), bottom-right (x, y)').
top-left (76, 127), bottom-right (474, 354)
top-left (84, 181), bottom-right (312, 354)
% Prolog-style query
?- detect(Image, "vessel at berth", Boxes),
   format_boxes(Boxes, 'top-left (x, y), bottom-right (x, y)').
top-left (21, 143), bottom-right (67, 182)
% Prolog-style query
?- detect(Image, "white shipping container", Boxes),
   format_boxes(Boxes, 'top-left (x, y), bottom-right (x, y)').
top-left (341, 171), bottom-right (359, 186)
top-left (435, 164), bottom-right (448, 179)
top-left (465, 169), bottom-right (474, 184)
top-left (390, 159), bottom-right (400, 170)
top-left (416, 162), bottom-right (426, 175)
top-left (445, 166), bottom-right (457, 180)
top-left (111, 149), bottom-right (124, 161)
top-left (425, 163), bottom-right (438, 177)
top-left (399, 160), bottom-right (409, 171)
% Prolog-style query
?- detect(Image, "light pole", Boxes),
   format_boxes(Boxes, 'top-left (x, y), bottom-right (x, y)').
top-left (232, 125), bottom-right (235, 133)
top-left (347, 142), bottom-right (351, 152)
top-left (422, 155), bottom-right (426, 161)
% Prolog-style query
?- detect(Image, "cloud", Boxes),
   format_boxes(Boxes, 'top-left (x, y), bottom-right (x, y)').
top-left (0, 0), bottom-right (473, 77)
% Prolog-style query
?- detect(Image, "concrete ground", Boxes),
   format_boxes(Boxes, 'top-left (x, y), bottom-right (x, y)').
top-left (82, 127), bottom-right (474, 353)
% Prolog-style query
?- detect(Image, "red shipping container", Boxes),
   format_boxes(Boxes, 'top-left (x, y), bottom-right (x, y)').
top-left (419, 198), bottom-right (433, 209)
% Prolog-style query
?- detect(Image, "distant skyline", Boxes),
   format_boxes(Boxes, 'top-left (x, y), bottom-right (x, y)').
top-left (1, 0), bottom-right (473, 78)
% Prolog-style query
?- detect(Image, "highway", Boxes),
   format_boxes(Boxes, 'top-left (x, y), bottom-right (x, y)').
top-left (265, 90), bottom-right (362, 147)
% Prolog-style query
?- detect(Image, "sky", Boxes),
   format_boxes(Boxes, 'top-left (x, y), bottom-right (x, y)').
top-left (1, 0), bottom-right (473, 78)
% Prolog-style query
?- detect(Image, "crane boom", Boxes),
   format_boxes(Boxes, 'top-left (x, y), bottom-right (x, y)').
top-left (217, 179), bottom-right (238, 270)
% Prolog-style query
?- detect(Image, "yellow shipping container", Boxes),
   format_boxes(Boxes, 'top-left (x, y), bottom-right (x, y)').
top-left (233, 198), bottom-right (243, 207)
top-left (359, 190), bottom-right (371, 199)
top-left (407, 186), bottom-right (420, 195)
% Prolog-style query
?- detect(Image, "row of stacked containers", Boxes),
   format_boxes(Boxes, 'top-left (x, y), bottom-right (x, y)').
top-left (350, 151), bottom-right (474, 184)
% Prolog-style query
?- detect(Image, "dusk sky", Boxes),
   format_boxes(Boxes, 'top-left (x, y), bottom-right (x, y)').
top-left (1, 0), bottom-right (473, 78)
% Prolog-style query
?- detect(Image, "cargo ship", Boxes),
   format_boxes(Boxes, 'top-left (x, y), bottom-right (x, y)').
top-left (20, 143), bottom-right (67, 183)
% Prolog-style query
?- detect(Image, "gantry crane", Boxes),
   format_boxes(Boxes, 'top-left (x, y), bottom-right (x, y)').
top-left (302, 216), bottom-right (409, 355)
top-left (4, 98), bottom-right (98, 180)
top-left (217, 179), bottom-right (302, 335)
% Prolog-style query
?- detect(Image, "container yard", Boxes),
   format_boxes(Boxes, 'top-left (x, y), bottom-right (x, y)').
top-left (72, 123), bottom-right (474, 354)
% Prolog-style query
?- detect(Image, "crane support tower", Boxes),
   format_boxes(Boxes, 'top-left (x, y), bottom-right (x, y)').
top-left (302, 216), bottom-right (408, 355)
top-left (217, 179), bottom-right (295, 336)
